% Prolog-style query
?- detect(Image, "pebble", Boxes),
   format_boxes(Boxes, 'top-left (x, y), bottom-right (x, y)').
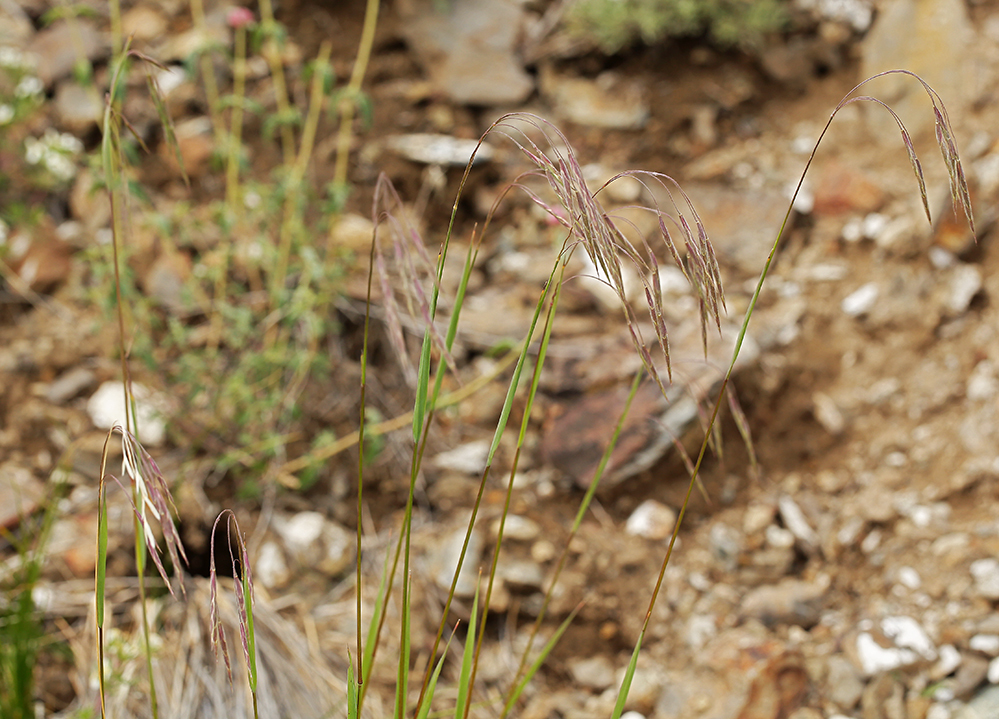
top-left (970, 559), bottom-right (999, 600)
top-left (398, 0), bottom-right (532, 106)
top-left (54, 82), bottom-right (102, 134)
top-left (86, 380), bottom-right (168, 446)
top-left (966, 361), bottom-right (998, 402)
top-left (121, 4), bottom-right (169, 42)
top-left (988, 657), bottom-right (999, 684)
top-left (842, 282), bottom-right (879, 317)
top-left (46, 366), bottom-right (95, 404)
top-left (861, 672), bottom-right (905, 719)
top-left (27, 20), bottom-right (106, 87)
top-left (932, 644), bottom-right (963, 680)
top-left (743, 503), bottom-right (775, 535)
top-left (625, 499), bottom-right (677, 541)
top-left (813, 391), bottom-right (846, 434)
top-left (970, 635), bottom-right (999, 657)
top-left (272, 511), bottom-right (356, 578)
top-left (530, 539), bottom-right (556, 563)
top-left (897, 566), bottom-right (922, 590)
top-left (778, 495), bottom-right (819, 552)
top-left (740, 575), bottom-right (830, 628)
top-left (498, 558), bottom-right (545, 591)
top-left (255, 540), bottom-right (291, 590)
top-left (567, 655), bottom-right (615, 691)
top-left (384, 134), bottom-right (493, 167)
top-left (946, 264), bottom-right (983, 316)
top-left (541, 68), bottom-right (649, 130)
top-left (766, 524), bottom-right (796, 549)
top-left (616, 664), bottom-right (663, 713)
top-left (492, 515), bottom-right (540, 542)
top-left (434, 525), bottom-right (483, 598)
top-left (431, 440), bottom-right (491, 474)
top-left (826, 654), bottom-right (865, 711)
top-left (854, 616), bottom-right (936, 676)
top-left (709, 522), bottom-right (742, 572)
top-left (956, 685), bottom-right (999, 719)
top-left (702, 627), bottom-right (808, 719)
top-left (952, 654), bottom-right (990, 698)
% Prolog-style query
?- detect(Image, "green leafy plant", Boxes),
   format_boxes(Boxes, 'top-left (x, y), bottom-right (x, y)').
top-left (566, 0), bottom-right (790, 53)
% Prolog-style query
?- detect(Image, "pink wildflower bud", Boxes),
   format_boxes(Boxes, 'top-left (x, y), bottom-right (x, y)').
top-left (227, 6), bottom-right (255, 29)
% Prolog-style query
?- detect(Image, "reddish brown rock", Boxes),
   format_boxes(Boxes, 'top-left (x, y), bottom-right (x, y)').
top-left (812, 160), bottom-right (887, 216)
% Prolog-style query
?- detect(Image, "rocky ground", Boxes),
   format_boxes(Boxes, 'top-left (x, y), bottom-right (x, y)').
top-left (2, 0), bottom-right (999, 717)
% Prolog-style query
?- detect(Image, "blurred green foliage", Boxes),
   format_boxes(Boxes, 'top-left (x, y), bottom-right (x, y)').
top-left (566, 0), bottom-right (789, 53)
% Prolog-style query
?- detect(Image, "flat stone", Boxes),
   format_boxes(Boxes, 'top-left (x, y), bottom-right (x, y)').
top-left (567, 655), bottom-right (615, 690)
top-left (971, 559), bottom-right (999, 600)
top-left (46, 366), bottom-right (96, 404)
top-left (673, 183), bottom-right (790, 275)
top-left (0, 1), bottom-right (33, 44)
top-left (956, 685), bottom-right (999, 719)
top-left (431, 440), bottom-right (491, 475)
top-left (541, 67), bottom-right (649, 130)
top-left (626, 499), bottom-right (677, 541)
top-left (54, 81), bottom-right (103, 133)
top-left (27, 20), bottom-right (107, 87)
top-left (859, 0), bottom-right (973, 139)
top-left (121, 4), bottom-right (169, 42)
top-left (434, 525), bottom-right (484, 598)
top-left (272, 511), bottom-right (356, 578)
top-left (399, 0), bottom-right (532, 106)
top-left (826, 654), bottom-right (865, 711)
top-left (739, 575), bottom-right (830, 628)
top-left (0, 463), bottom-right (45, 530)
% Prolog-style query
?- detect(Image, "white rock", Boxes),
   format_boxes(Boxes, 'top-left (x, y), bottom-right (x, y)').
top-left (87, 381), bottom-right (168, 446)
top-left (435, 526), bottom-right (484, 598)
top-left (967, 361), bottom-right (998, 401)
top-left (931, 644), bottom-right (962, 679)
top-left (778, 495), bottom-right (818, 550)
top-left (255, 541), bottom-right (290, 590)
top-left (898, 566), bottom-right (922, 590)
top-left (567, 655), bottom-right (615, 690)
top-left (947, 264), bottom-right (982, 315)
top-left (927, 702), bottom-right (952, 719)
top-left (971, 635), bottom-right (999, 656)
top-left (971, 559), bottom-right (999, 600)
top-left (856, 632), bottom-right (920, 676)
top-left (813, 392), bottom-right (846, 434)
top-left (431, 440), bottom-right (491, 474)
top-left (385, 134), bottom-right (493, 167)
top-left (989, 656), bottom-right (999, 684)
top-left (626, 499), bottom-right (677, 541)
top-left (882, 615), bottom-right (937, 660)
top-left (492, 515), bottom-right (540, 541)
top-left (841, 282), bottom-right (879, 317)
top-left (273, 511), bottom-right (356, 578)
top-left (766, 524), bottom-right (796, 549)
top-left (743, 503), bottom-right (775, 535)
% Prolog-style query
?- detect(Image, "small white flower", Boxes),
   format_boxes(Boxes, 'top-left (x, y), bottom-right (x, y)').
top-left (0, 219), bottom-right (9, 246)
top-left (23, 136), bottom-right (43, 164)
top-left (14, 75), bottom-right (43, 98)
top-left (45, 152), bottom-right (76, 182)
top-left (0, 46), bottom-right (27, 70)
top-left (244, 190), bottom-right (262, 209)
top-left (0, 104), bottom-right (13, 125)
top-left (57, 132), bottom-right (83, 154)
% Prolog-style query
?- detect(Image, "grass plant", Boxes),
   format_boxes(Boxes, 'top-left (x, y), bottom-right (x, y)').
top-left (72, 2), bottom-right (974, 715)
top-left (349, 72), bottom-right (974, 718)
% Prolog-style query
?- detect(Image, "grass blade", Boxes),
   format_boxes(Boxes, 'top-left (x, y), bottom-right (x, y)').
top-left (454, 583), bottom-right (479, 719)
